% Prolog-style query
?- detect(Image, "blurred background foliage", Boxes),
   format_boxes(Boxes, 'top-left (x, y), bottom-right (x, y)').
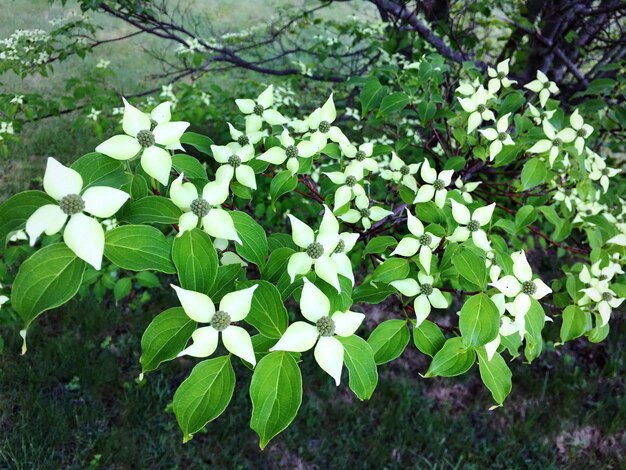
top-left (0, 0), bottom-right (625, 467)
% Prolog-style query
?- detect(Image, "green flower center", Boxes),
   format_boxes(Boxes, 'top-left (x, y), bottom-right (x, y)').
top-left (334, 239), bottom-right (345, 254)
top-left (237, 135), bottom-right (250, 146)
top-left (210, 310), bottom-right (231, 331)
top-left (253, 104), bottom-right (264, 116)
top-left (190, 198), bottom-right (210, 218)
top-left (150, 119), bottom-right (158, 131)
top-left (316, 316), bottom-right (335, 337)
top-left (476, 104), bottom-right (486, 113)
top-left (601, 292), bottom-right (613, 302)
top-left (433, 179), bottom-right (446, 191)
top-left (306, 242), bottom-right (324, 259)
top-left (576, 128), bottom-right (587, 138)
top-left (498, 132), bottom-right (508, 141)
top-left (552, 138), bottom-right (562, 147)
top-left (467, 220), bottom-right (481, 232)
top-left (318, 120), bottom-right (330, 133)
top-left (400, 165), bottom-right (410, 175)
top-left (285, 145), bottom-right (298, 159)
top-left (136, 129), bottom-right (155, 148)
top-left (345, 175), bottom-right (357, 187)
top-left (420, 283), bottom-right (433, 296)
top-left (228, 155), bottom-right (242, 168)
top-left (602, 168), bottom-right (611, 176)
top-left (497, 71), bottom-right (506, 80)
top-left (418, 233), bottom-right (432, 246)
top-left (543, 82), bottom-right (551, 89)
top-left (359, 208), bottom-right (371, 218)
top-left (598, 274), bottom-right (608, 281)
top-left (355, 150), bottom-right (366, 161)
top-left (521, 281), bottom-right (537, 295)
top-left (59, 193), bottom-right (85, 215)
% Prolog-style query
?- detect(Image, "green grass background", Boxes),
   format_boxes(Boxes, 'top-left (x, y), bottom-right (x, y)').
top-left (1, 1), bottom-right (625, 468)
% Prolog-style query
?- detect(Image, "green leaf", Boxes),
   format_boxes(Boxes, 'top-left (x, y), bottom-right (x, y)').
top-left (498, 91), bottom-right (525, 115)
top-left (250, 351), bottom-right (302, 449)
top-left (135, 271), bottom-right (161, 288)
top-left (560, 305), bottom-right (589, 342)
top-left (360, 79), bottom-right (386, 116)
top-left (180, 132), bottom-right (214, 155)
top-left (367, 319), bottom-right (410, 365)
top-left (352, 282), bottom-right (396, 304)
top-left (452, 248), bottom-right (487, 290)
top-left (338, 335), bottom-right (378, 400)
top-left (515, 205), bottom-right (537, 231)
top-left (12, 243), bottom-right (86, 329)
top-left (459, 293), bottom-right (500, 347)
top-left (425, 337), bottom-right (476, 377)
top-left (0, 190), bottom-right (55, 244)
top-left (242, 280), bottom-right (289, 339)
top-left (140, 307), bottom-right (196, 373)
top-left (122, 196), bottom-right (182, 225)
top-left (172, 154), bottom-right (208, 184)
top-left (261, 247), bottom-right (295, 283)
top-left (104, 225), bottom-right (175, 273)
top-left (130, 174), bottom-right (149, 199)
top-left (209, 264), bottom-right (244, 302)
top-left (413, 319), bottom-right (445, 357)
top-left (413, 202), bottom-right (445, 224)
top-left (363, 236), bottom-right (397, 255)
top-left (494, 144), bottom-right (522, 167)
top-left (520, 159), bottom-right (547, 190)
top-left (113, 277), bottom-right (132, 301)
top-left (230, 211), bottom-right (268, 268)
top-left (172, 229), bottom-right (218, 294)
top-left (71, 152), bottom-right (129, 190)
top-left (372, 258), bottom-right (409, 283)
top-left (524, 299), bottom-right (545, 363)
top-left (173, 356), bottom-right (235, 442)
top-left (476, 348), bottom-right (512, 405)
top-left (270, 171), bottom-right (298, 206)
top-left (377, 92), bottom-right (409, 117)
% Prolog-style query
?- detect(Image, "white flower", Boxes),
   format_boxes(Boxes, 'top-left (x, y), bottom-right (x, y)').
top-left (454, 177), bottom-right (481, 204)
top-left (447, 200), bottom-right (495, 252)
top-left (325, 165), bottom-right (366, 210)
top-left (552, 186), bottom-right (577, 211)
top-left (390, 208), bottom-right (441, 274)
top-left (235, 85), bottom-right (288, 131)
top-left (226, 121), bottom-right (266, 150)
top-left (579, 260), bottom-right (621, 289)
top-left (458, 85), bottom-right (495, 133)
top-left (487, 59), bottom-right (517, 94)
top-left (210, 144), bottom-right (257, 190)
top-left (287, 205), bottom-right (341, 292)
top-left (270, 278), bottom-right (364, 385)
top-left (25, 158), bottom-right (130, 269)
top-left (87, 108), bottom-right (101, 122)
top-left (478, 112), bottom-right (514, 161)
top-left (413, 158), bottom-right (454, 208)
top-left (96, 59), bottom-right (110, 69)
top-left (341, 141), bottom-right (377, 173)
top-left (456, 77), bottom-right (480, 96)
top-left (527, 103), bottom-right (556, 126)
top-left (485, 250), bottom-right (502, 283)
top-left (380, 153), bottom-right (421, 192)
top-left (214, 239), bottom-right (248, 267)
top-left (330, 231), bottom-right (359, 286)
top-left (306, 94), bottom-right (349, 150)
top-left (173, 284), bottom-right (258, 365)
top-left (96, 99), bottom-right (189, 185)
top-left (10, 95), bottom-right (24, 105)
top-left (527, 120), bottom-right (576, 167)
top-left (569, 109), bottom-right (593, 155)
top-left (9, 229), bottom-right (28, 242)
top-left (579, 284), bottom-right (624, 327)
top-left (258, 129), bottom-right (318, 175)
top-left (489, 250), bottom-right (552, 337)
top-left (338, 194), bottom-right (392, 230)
top-left (588, 157), bottom-right (620, 193)
top-left (483, 293), bottom-right (522, 360)
top-left (169, 173), bottom-right (241, 243)
top-left (390, 273), bottom-right (448, 328)
top-left (524, 70), bottom-right (559, 108)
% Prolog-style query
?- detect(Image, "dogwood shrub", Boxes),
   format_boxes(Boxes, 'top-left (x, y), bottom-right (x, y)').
top-left (1, 60), bottom-right (624, 447)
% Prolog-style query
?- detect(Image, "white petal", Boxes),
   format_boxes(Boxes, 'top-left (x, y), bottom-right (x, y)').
top-left (332, 253), bottom-right (354, 285)
top-left (271, 322), bottom-right (318, 352)
top-left (314, 256), bottom-right (341, 293)
top-left (43, 157), bottom-right (83, 200)
top-left (413, 295), bottom-right (431, 327)
top-left (259, 147), bottom-right (287, 165)
top-left (467, 112), bottom-right (482, 133)
top-left (150, 101), bottom-right (171, 124)
top-left (300, 278), bottom-right (331, 322)
top-left (451, 199), bottom-right (470, 224)
top-left (257, 85), bottom-right (274, 108)
top-left (288, 215), bottom-right (315, 248)
top-left (169, 173), bottom-right (198, 210)
top-left (211, 145), bottom-right (233, 164)
top-left (480, 128), bottom-right (498, 141)
top-left (235, 98), bottom-right (255, 114)
top-left (369, 206), bottom-right (392, 222)
top-left (320, 94), bottom-right (336, 123)
top-left (332, 311), bottom-right (364, 336)
top-left (25, 204), bottom-right (67, 244)
top-left (141, 146), bottom-right (172, 185)
top-left (122, 97), bottom-right (150, 136)
top-left (63, 213), bottom-right (105, 270)
top-left (390, 279), bottom-right (420, 297)
top-left (314, 336), bottom-right (343, 385)
top-left (178, 212), bottom-right (199, 234)
top-left (202, 180), bottom-right (229, 206)
top-left (236, 165), bottom-right (257, 190)
top-left (527, 139), bottom-right (552, 154)
top-left (434, 189), bottom-right (448, 208)
top-left (532, 279), bottom-right (552, 299)
top-left (219, 285), bottom-right (258, 321)
top-left (222, 326), bottom-right (256, 366)
top-left (171, 284), bottom-right (215, 322)
top-left (334, 186), bottom-right (353, 210)
top-left (484, 336), bottom-right (500, 361)
top-left (319, 205), bottom-right (339, 236)
top-left (287, 252), bottom-right (312, 282)
top-left (413, 185), bottom-right (435, 203)
top-left (513, 250), bottom-right (532, 282)
top-left (153, 121), bottom-right (189, 146)
top-left (419, 245), bottom-right (433, 274)
top-left (428, 288), bottom-right (448, 309)
top-left (178, 326), bottom-right (218, 358)
top-left (490, 275), bottom-right (522, 297)
top-left (202, 209), bottom-right (241, 243)
top-left (391, 237), bottom-right (420, 257)
top-left (297, 140), bottom-right (318, 158)
top-left (420, 158), bottom-right (437, 183)
top-left (82, 187), bottom-right (129, 218)
top-left (472, 230), bottom-right (492, 252)
top-left (406, 209), bottom-right (424, 236)
top-left (447, 226), bottom-right (470, 243)
top-left (96, 134), bottom-right (142, 161)
top-left (262, 109), bottom-right (287, 125)
top-left (473, 203), bottom-right (495, 226)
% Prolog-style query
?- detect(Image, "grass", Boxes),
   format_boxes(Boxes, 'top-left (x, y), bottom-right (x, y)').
top-left (1, 293), bottom-right (625, 468)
